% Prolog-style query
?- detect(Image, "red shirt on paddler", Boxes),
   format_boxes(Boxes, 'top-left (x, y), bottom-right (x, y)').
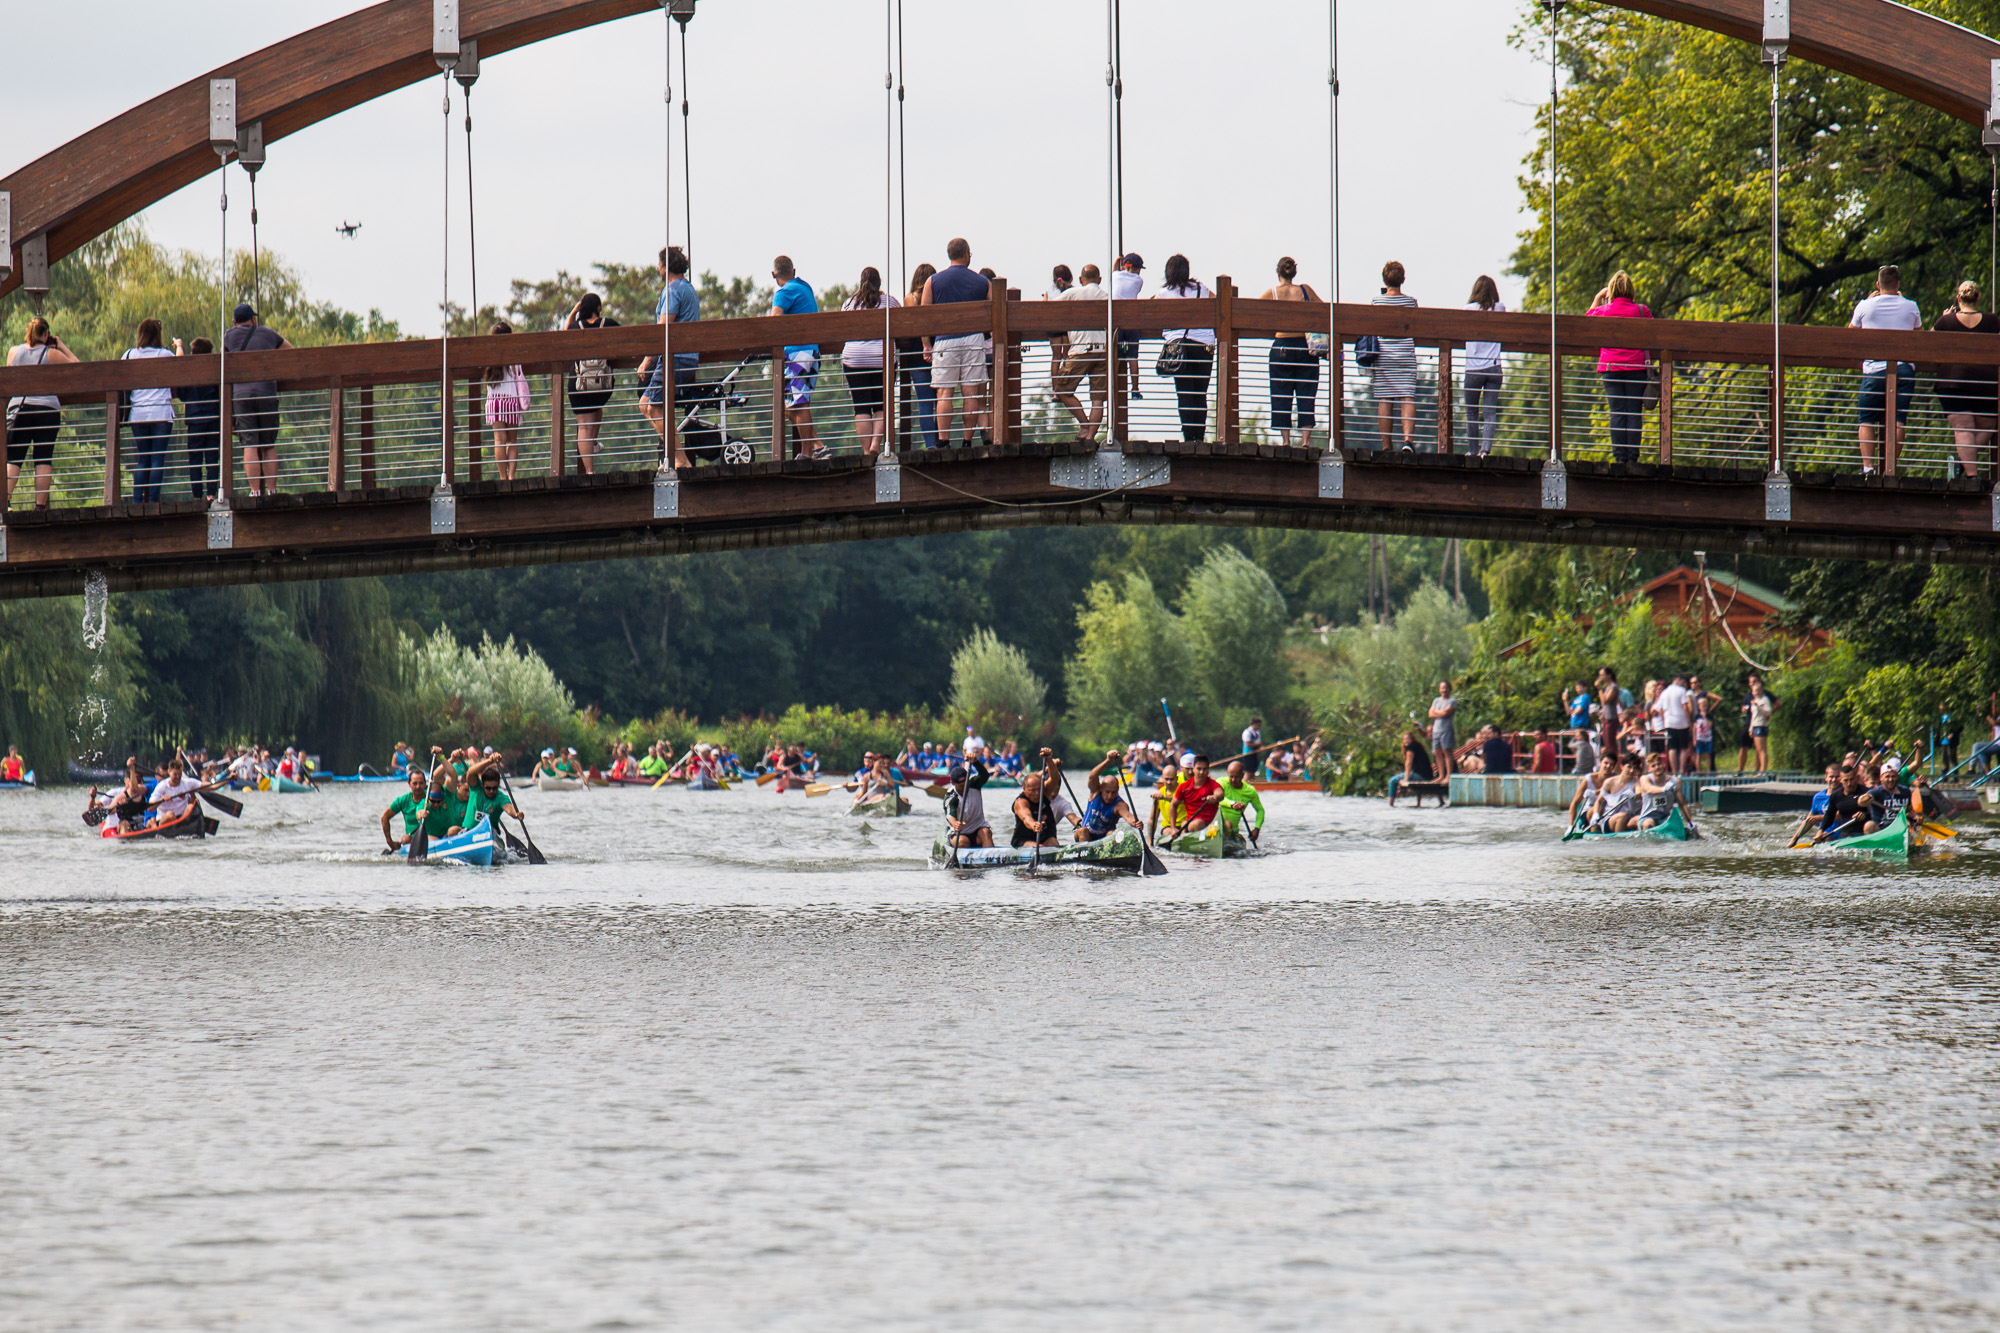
top-left (1174, 776), bottom-right (1223, 825)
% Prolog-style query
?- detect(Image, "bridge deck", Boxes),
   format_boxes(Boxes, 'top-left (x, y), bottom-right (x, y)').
top-left (2, 292), bottom-right (1997, 595)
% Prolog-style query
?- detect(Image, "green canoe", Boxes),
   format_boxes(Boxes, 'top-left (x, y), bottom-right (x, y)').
top-left (1163, 821), bottom-right (1257, 858)
top-left (849, 793), bottom-right (913, 818)
top-left (1805, 810), bottom-right (1950, 860)
top-left (929, 828), bottom-right (1143, 872)
top-left (1565, 804), bottom-right (1691, 842)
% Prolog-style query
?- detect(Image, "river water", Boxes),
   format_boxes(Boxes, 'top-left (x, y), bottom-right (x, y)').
top-left (4, 783), bottom-right (1998, 1330)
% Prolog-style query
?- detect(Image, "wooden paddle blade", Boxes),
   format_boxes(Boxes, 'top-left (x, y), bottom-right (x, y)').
top-left (804, 783), bottom-right (833, 797)
top-left (756, 772), bottom-right (778, 786)
top-left (1922, 822), bottom-right (1959, 838)
top-left (923, 784), bottom-right (950, 800)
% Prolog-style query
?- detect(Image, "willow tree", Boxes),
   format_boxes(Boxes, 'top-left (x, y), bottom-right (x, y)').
top-left (1512, 1), bottom-right (2000, 322)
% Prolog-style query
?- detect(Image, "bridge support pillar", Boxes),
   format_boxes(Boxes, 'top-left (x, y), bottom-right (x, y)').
top-left (206, 499), bottom-right (233, 550)
top-left (1764, 470), bottom-right (1792, 523)
top-left (430, 483), bottom-right (456, 535)
top-left (1540, 458), bottom-right (1568, 510)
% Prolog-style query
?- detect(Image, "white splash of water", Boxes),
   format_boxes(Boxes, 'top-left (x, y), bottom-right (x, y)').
top-left (73, 570), bottom-right (112, 767)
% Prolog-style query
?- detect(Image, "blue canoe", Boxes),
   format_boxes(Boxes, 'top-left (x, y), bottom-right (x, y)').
top-left (320, 772), bottom-right (402, 784)
top-left (401, 815), bottom-right (495, 866)
top-left (0, 770), bottom-right (35, 790)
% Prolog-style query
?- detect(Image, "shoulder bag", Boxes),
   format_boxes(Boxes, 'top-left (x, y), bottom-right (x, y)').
top-left (1154, 285), bottom-right (1206, 378)
top-left (1355, 335), bottom-right (1381, 369)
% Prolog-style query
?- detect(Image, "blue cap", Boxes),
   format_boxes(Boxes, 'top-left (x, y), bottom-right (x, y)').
top-left (232, 303), bottom-right (257, 323)
top-left (949, 764), bottom-right (967, 780)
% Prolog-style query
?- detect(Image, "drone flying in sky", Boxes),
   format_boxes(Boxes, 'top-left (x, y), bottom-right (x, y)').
top-left (334, 220), bottom-right (362, 239)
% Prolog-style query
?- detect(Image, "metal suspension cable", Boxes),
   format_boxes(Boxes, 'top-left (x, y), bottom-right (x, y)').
top-left (248, 172), bottom-right (260, 311)
top-left (440, 70), bottom-right (451, 487)
top-left (1114, 0), bottom-right (1124, 256)
top-left (679, 22), bottom-right (692, 265)
top-left (662, 6), bottom-right (673, 471)
top-left (1546, 0), bottom-right (1561, 462)
top-left (1104, 0), bottom-right (1117, 446)
top-left (896, 0), bottom-right (907, 289)
top-left (1328, 0), bottom-right (1340, 448)
top-left (215, 154), bottom-right (228, 505)
top-left (464, 82), bottom-right (478, 322)
top-left (884, 0), bottom-right (893, 452)
top-left (1768, 55), bottom-right (1782, 475)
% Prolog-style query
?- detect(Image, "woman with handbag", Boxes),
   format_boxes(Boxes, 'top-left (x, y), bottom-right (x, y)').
top-left (6, 318), bottom-right (77, 511)
top-left (1585, 272), bottom-right (1654, 463)
top-left (565, 293), bottom-right (620, 474)
top-left (1149, 254), bottom-right (1216, 442)
top-left (483, 321), bottom-right (531, 482)
top-left (1258, 257), bottom-right (1323, 447)
top-left (1372, 261), bottom-right (1420, 453)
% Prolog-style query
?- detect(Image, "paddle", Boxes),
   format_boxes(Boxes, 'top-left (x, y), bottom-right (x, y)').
top-left (498, 769), bottom-right (548, 865)
top-left (756, 771), bottom-right (779, 787)
top-left (922, 783), bottom-right (951, 801)
top-left (806, 783), bottom-right (835, 797)
top-left (1112, 760), bottom-right (1169, 875)
top-left (198, 787), bottom-right (244, 819)
top-left (1029, 771), bottom-right (1049, 871)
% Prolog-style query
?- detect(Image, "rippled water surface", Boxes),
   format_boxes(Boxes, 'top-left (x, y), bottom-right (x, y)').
top-left (4, 783), bottom-right (1999, 1330)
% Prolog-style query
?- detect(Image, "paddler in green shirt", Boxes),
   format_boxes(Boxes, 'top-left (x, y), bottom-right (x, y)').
top-left (457, 754), bottom-right (522, 835)
top-left (638, 741), bottom-right (670, 780)
top-left (1218, 759), bottom-right (1266, 846)
top-left (382, 770), bottom-right (457, 850)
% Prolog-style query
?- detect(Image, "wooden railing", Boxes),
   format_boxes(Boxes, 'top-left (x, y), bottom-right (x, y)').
top-left (4, 276), bottom-right (1999, 511)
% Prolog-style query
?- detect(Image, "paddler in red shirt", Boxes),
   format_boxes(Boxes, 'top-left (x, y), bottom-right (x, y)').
top-left (1, 746), bottom-right (23, 782)
top-left (1163, 753), bottom-right (1223, 838)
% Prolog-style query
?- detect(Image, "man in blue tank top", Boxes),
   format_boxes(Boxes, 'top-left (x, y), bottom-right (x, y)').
top-left (920, 238), bottom-right (991, 446)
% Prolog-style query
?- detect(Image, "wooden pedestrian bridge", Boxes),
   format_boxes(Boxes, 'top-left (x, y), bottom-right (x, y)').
top-left (3, 0), bottom-right (2000, 596)
top-left (1, 295), bottom-right (1997, 599)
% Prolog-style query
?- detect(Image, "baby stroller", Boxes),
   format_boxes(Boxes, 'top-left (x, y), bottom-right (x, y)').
top-left (676, 354), bottom-right (763, 465)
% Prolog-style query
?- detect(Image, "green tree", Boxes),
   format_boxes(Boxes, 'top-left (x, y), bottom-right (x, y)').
top-left (948, 629), bottom-right (1047, 737)
top-left (1512, 2), bottom-right (2000, 321)
top-left (1179, 546), bottom-right (1290, 730)
top-left (1065, 572), bottom-right (1192, 747)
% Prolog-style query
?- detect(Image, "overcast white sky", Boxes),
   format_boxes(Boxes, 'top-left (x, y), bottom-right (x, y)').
top-left (5, 1), bottom-right (1550, 330)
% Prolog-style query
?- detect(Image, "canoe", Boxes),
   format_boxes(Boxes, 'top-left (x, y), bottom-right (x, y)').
top-left (268, 775), bottom-right (315, 793)
top-left (1256, 780), bottom-right (1320, 793)
top-left (1163, 821), bottom-right (1257, 858)
top-left (685, 776), bottom-right (729, 791)
top-left (849, 793), bottom-right (912, 818)
top-left (930, 827), bottom-right (1144, 872)
top-left (401, 815), bottom-right (495, 866)
top-left (318, 773), bottom-right (402, 784)
top-left (0, 770), bottom-right (34, 790)
top-left (1807, 810), bottom-right (1953, 860)
top-left (771, 775), bottom-right (809, 792)
top-left (1570, 804), bottom-right (1691, 842)
top-left (536, 775), bottom-right (587, 792)
top-left (96, 802), bottom-right (218, 842)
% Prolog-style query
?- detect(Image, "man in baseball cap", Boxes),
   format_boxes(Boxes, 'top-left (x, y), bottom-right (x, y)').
top-left (1113, 254), bottom-right (1146, 403)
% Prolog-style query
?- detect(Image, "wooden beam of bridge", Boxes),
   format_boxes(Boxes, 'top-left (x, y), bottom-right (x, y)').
top-left (4, 0), bottom-right (1996, 297)
top-left (3, 295), bottom-right (1998, 598)
top-left (0, 444), bottom-right (1993, 602)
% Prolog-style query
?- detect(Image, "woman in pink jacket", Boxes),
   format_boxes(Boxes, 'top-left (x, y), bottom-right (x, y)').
top-left (1586, 272), bottom-right (1653, 463)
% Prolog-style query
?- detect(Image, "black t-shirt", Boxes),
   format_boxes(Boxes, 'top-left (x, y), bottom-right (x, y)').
top-left (1480, 736), bottom-right (1515, 775)
top-left (1824, 790), bottom-right (1868, 833)
top-left (222, 323), bottom-right (285, 398)
top-left (1404, 739), bottom-right (1434, 782)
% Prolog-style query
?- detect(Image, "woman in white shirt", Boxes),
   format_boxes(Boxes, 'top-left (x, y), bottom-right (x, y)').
top-left (6, 317), bottom-right (79, 511)
top-left (122, 319), bottom-right (182, 504)
top-left (1463, 275), bottom-right (1506, 457)
top-left (1149, 254), bottom-right (1216, 442)
top-left (841, 267), bottom-right (902, 457)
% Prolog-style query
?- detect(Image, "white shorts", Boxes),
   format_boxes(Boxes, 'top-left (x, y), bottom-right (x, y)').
top-left (932, 338), bottom-right (988, 389)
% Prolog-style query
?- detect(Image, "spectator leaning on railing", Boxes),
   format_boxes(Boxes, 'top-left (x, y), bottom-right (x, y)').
top-left (1850, 265), bottom-right (1922, 476)
top-left (1371, 261), bottom-right (1420, 453)
top-left (1150, 254), bottom-right (1217, 444)
top-left (1053, 264), bottom-right (1110, 444)
top-left (1584, 272), bottom-right (1653, 464)
top-left (921, 238), bottom-right (991, 448)
top-left (223, 304), bottom-right (289, 497)
top-left (1258, 256), bottom-right (1323, 449)
top-left (1929, 279), bottom-right (1998, 480)
top-left (4, 317), bottom-right (76, 511)
top-left (768, 255), bottom-right (824, 460)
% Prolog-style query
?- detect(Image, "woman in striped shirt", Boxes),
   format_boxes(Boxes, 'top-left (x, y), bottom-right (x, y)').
top-left (1372, 260), bottom-right (1419, 453)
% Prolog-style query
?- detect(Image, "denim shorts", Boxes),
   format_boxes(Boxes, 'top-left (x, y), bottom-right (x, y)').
top-left (1856, 364), bottom-right (1915, 426)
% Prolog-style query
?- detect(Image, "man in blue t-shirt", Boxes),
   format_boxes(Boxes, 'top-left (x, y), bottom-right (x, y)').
top-left (767, 254), bottom-right (824, 459)
top-left (920, 238), bottom-right (992, 446)
top-left (641, 245), bottom-right (701, 468)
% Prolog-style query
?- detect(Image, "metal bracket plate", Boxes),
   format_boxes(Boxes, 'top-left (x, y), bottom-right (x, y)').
top-left (1540, 459), bottom-right (1568, 511)
top-left (1764, 470), bottom-right (1792, 523)
top-left (654, 474), bottom-right (680, 519)
top-left (206, 503), bottom-right (233, 549)
top-left (1317, 453), bottom-right (1344, 500)
top-left (1992, 489), bottom-right (2000, 533)
top-left (429, 486), bottom-right (456, 535)
top-left (875, 458), bottom-right (901, 504)
top-left (0, 521), bottom-right (7, 563)
top-left (1049, 450), bottom-right (1170, 491)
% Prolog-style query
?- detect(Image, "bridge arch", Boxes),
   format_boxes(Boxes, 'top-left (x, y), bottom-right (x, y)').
top-left (2, 0), bottom-right (1997, 300)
